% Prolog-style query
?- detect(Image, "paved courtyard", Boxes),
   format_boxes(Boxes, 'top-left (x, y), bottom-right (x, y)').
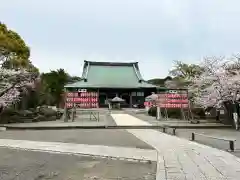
top-left (0, 111), bottom-right (157, 180)
top-left (130, 112), bottom-right (240, 157)
top-left (1, 113), bottom-right (240, 179)
top-left (175, 128), bottom-right (240, 158)
top-left (111, 114), bottom-right (240, 180)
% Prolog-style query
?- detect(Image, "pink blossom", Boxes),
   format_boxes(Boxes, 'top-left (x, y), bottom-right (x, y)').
top-left (0, 68), bottom-right (37, 109)
top-left (189, 56), bottom-right (240, 108)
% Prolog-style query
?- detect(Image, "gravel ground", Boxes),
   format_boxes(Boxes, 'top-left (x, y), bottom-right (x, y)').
top-left (0, 147), bottom-right (156, 180)
top-left (0, 129), bottom-right (153, 150)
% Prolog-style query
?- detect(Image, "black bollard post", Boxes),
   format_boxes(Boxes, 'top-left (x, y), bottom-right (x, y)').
top-left (229, 141), bottom-right (234, 151)
top-left (172, 128), bottom-right (176, 135)
top-left (191, 133), bottom-right (195, 141)
top-left (163, 127), bottom-right (166, 133)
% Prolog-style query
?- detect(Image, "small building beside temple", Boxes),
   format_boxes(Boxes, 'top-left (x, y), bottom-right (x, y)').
top-left (64, 61), bottom-right (159, 108)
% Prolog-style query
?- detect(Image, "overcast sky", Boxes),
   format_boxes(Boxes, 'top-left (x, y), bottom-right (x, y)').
top-left (1, 0), bottom-right (240, 79)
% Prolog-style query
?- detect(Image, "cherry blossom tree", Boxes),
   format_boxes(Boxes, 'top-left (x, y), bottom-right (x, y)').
top-left (189, 56), bottom-right (240, 109)
top-left (0, 68), bottom-right (38, 111)
top-left (0, 22), bottom-right (39, 113)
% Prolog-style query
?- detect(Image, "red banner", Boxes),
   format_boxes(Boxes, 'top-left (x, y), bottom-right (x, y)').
top-left (65, 91), bottom-right (99, 108)
top-left (159, 104), bottom-right (188, 108)
top-left (144, 90), bottom-right (189, 109)
top-left (157, 90), bottom-right (189, 109)
top-left (160, 99), bottom-right (189, 103)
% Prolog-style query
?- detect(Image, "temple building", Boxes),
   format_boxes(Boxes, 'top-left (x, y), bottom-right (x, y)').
top-left (64, 61), bottom-right (159, 108)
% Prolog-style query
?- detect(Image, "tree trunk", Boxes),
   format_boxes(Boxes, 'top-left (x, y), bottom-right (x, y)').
top-left (222, 101), bottom-right (234, 125)
top-left (21, 96), bottom-right (27, 110)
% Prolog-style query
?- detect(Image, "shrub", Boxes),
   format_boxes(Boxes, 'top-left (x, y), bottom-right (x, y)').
top-left (148, 106), bottom-right (157, 116)
top-left (191, 108), bottom-right (206, 119)
top-left (148, 106), bottom-right (207, 119)
top-left (148, 107), bottom-right (182, 118)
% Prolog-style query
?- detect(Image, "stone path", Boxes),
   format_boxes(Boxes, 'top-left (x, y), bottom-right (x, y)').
top-left (174, 128), bottom-right (240, 158)
top-left (111, 114), bottom-right (240, 180)
top-left (0, 139), bottom-right (156, 162)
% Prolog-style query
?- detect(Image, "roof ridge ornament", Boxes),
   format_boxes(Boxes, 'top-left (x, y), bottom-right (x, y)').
top-left (83, 60), bottom-right (90, 82)
top-left (133, 63), bottom-right (142, 83)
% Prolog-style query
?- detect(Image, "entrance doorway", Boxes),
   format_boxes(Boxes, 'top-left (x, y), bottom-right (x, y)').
top-left (99, 93), bottom-right (107, 107)
top-left (108, 93), bottom-right (117, 99)
top-left (121, 93), bottom-right (130, 107)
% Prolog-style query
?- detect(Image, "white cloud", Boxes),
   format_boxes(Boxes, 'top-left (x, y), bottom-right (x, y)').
top-left (1, 0), bottom-right (240, 78)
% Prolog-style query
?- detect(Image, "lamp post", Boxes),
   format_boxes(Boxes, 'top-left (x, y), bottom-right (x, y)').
top-left (63, 88), bottom-right (68, 122)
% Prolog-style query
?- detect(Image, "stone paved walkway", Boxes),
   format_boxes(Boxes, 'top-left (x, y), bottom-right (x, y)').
top-left (0, 139), bottom-right (157, 162)
top-left (111, 114), bottom-right (240, 180)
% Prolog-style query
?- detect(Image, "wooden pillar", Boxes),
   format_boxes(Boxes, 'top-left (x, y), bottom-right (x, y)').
top-left (130, 92), bottom-right (132, 108)
top-left (64, 88), bottom-right (68, 122)
top-left (156, 106), bottom-right (161, 120)
top-left (71, 102), bottom-right (76, 122)
top-left (97, 88), bottom-right (100, 108)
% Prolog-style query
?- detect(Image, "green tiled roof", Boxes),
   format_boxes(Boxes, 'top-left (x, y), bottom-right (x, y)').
top-left (65, 61), bottom-right (158, 89)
